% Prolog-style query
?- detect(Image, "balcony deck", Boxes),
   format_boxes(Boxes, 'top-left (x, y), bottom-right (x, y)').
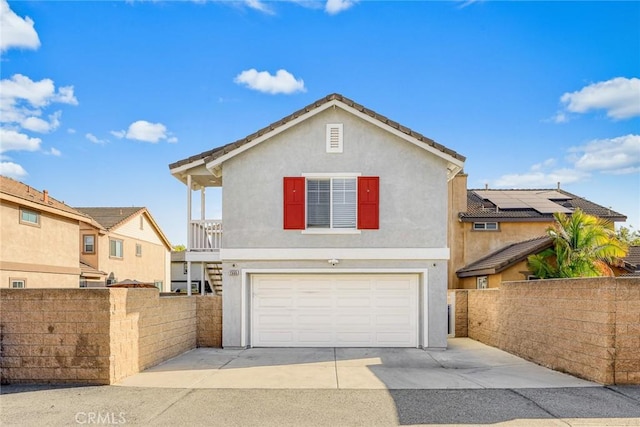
top-left (187, 219), bottom-right (222, 262)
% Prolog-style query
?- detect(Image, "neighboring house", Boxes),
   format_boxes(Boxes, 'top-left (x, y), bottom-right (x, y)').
top-left (448, 173), bottom-right (627, 289)
top-left (618, 246), bottom-right (640, 276)
top-left (169, 93), bottom-right (465, 349)
top-left (75, 207), bottom-right (172, 291)
top-left (0, 176), bottom-right (94, 288)
top-left (170, 250), bottom-right (220, 293)
top-left (456, 236), bottom-right (553, 288)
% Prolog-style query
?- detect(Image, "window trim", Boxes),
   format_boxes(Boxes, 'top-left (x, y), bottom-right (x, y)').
top-left (82, 234), bottom-right (96, 254)
top-left (473, 222), bottom-right (499, 231)
top-left (19, 208), bottom-right (40, 227)
top-left (305, 176), bottom-right (358, 231)
top-left (135, 243), bottom-right (142, 257)
top-left (10, 278), bottom-right (26, 289)
top-left (109, 238), bottom-right (124, 259)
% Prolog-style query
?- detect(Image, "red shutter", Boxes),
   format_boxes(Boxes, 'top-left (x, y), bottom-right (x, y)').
top-left (358, 176), bottom-right (379, 229)
top-left (283, 177), bottom-right (305, 230)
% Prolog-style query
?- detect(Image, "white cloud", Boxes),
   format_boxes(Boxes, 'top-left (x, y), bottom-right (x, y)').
top-left (86, 133), bottom-right (108, 145)
top-left (325, 0), bottom-right (357, 14)
top-left (0, 161), bottom-right (28, 179)
top-left (0, 74), bottom-right (77, 110)
top-left (21, 111), bottom-right (62, 133)
top-left (244, 0), bottom-right (274, 14)
top-left (234, 68), bottom-right (306, 94)
top-left (45, 147), bottom-right (61, 156)
top-left (559, 77), bottom-right (640, 120)
top-left (112, 120), bottom-right (176, 143)
top-left (0, 128), bottom-right (41, 153)
top-left (570, 134), bottom-right (640, 174)
top-left (67, 128), bottom-right (76, 134)
top-left (0, 75), bottom-right (77, 143)
top-left (0, 0), bottom-right (40, 53)
top-left (493, 168), bottom-right (587, 188)
top-left (493, 134), bottom-right (640, 188)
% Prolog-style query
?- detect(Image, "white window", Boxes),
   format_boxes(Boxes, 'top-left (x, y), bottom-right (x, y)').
top-left (83, 235), bottom-right (95, 253)
top-left (10, 279), bottom-right (26, 288)
top-left (20, 208), bottom-right (39, 226)
top-left (307, 177), bottom-right (356, 229)
top-left (110, 239), bottom-right (123, 258)
top-left (477, 276), bottom-right (488, 289)
top-left (473, 222), bottom-right (498, 231)
top-left (136, 243), bottom-right (142, 257)
top-left (326, 124), bottom-right (343, 153)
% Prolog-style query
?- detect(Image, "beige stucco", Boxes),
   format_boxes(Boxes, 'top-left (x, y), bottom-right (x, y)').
top-left (448, 174), bottom-right (553, 289)
top-left (79, 211), bottom-right (170, 290)
top-left (0, 200), bottom-right (80, 288)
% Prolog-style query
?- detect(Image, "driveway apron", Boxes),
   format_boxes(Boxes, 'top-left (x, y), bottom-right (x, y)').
top-left (116, 338), bottom-right (598, 389)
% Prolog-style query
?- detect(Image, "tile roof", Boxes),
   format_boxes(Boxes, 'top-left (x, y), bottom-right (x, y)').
top-left (75, 207), bottom-right (145, 230)
top-left (80, 261), bottom-right (107, 278)
top-left (0, 175), bottom-right (90, 220)
top-left (169, 93), bottom-right (465, 170)
top-left (456, 236), bottom-right (553, 278)
top-left (460, 188), bottom-right (627, 222)
top-left (622, 246), bottom-right (640, 272)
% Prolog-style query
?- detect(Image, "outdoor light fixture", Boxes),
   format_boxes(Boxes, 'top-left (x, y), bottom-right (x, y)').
top-left (328, 259), bottom-right (339, 266)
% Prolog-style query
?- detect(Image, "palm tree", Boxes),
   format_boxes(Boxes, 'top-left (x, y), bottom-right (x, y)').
top-left (528, 208), bottom-right (628, 278)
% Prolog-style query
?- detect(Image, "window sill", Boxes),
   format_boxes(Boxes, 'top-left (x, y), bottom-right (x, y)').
top-left (301, 229), bottom-right (361, 235)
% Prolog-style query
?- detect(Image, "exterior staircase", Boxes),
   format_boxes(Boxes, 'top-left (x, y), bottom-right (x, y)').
top-left (206, 262), bottom-right (223, 295)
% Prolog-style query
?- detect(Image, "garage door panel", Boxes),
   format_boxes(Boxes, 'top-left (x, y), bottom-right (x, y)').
top-left (298, 332), bottom-right (333, 344)
top-left (336, 297), bottom-right (372, 308)
top-left (255, 331), bottom-right (294, 345)
top-left (297, 296), bottom-right (333, 308)
top-left (252, 274), bottom-right (418, 347)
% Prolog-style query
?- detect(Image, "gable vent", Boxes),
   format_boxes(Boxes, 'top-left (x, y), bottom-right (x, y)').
top-left (326, 123), bottom-right (343, 153)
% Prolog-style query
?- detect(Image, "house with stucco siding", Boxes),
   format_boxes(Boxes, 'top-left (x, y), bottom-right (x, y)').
top-left (0, 176), bottom-right (95, 288)
top-left (75, 207), bottom-right (172, 290)
top-left (169, 93), bottom-right (465, 349)
top-left (448, 173), bottom-right (627, 289)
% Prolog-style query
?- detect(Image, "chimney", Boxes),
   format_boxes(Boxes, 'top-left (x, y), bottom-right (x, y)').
top-left (119, 209), bottom-right (123, 215)
top-left (43, 190), bottom-right (49, 204)
top-left (485, 183), bottom-right (489, 190)
top-left (557, 182), bottom-right (561, 190)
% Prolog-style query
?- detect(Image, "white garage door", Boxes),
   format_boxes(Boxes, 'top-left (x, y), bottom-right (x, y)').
top-left (251, 274), bottom-right (419, 347)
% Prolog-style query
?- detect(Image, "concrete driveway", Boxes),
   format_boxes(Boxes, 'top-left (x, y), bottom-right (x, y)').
top-left (117, 338), bottom-right (597, 389)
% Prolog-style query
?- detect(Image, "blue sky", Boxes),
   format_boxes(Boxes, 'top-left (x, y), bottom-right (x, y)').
top-left (1, 0), bottom-right (639, 245)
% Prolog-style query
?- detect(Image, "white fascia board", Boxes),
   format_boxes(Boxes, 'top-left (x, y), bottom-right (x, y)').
top-left (170, 158), bottom-right (206, 180)
top-left (185, 251), bottom-right (222, 262)
top-left (337, 103), bottom-right (465, 172)
top-left (220, 247), bottom-right (450, 261)
top-left (205, 101), bottom-right (338, 172)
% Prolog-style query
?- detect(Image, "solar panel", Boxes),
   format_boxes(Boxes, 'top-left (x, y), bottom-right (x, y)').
top-left (475, 190), bottom-right (573, 213)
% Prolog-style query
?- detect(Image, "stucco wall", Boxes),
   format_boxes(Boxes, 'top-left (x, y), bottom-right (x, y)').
top-left (463, 277), bottom-right (639, 385)
top-left (0, 289), bottom-right (210, 385)
top-left (448, 218), bottom-right (551, 289)
top-left (89, 230), bottom-right (168, 288)
top-left (222, 107), bottom-right (449, 250)
top-left (218, 106), bottom-right (452, 351)
top-left (1, 201), bottom-right (80, 288)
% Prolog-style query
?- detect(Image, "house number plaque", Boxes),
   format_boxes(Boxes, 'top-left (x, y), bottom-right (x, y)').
top-left (228, 270), bottom-right (240, 276)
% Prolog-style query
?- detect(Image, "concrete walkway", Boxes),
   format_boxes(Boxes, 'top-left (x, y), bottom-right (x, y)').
top-left (117, 338), bottom-right (597, 389)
